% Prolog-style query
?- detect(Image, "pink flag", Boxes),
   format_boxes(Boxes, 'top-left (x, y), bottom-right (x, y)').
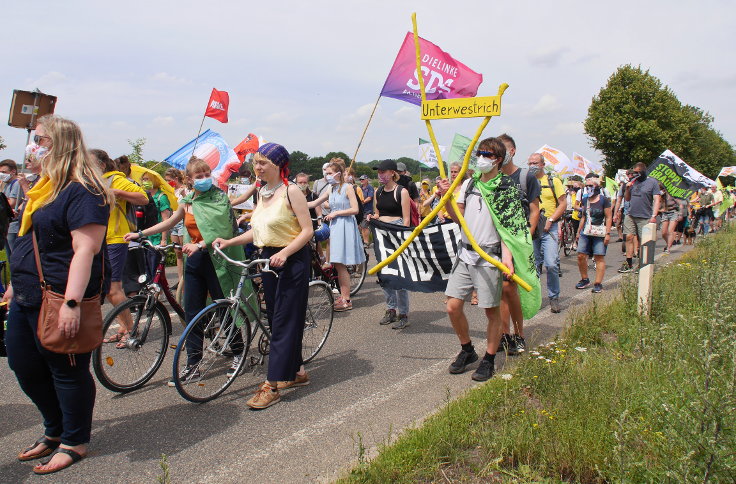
top-left (380, 32), bottom-right (482, 106)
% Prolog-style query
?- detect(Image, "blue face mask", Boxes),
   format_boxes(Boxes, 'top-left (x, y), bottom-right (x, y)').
top-left (193, 177), bottom-right (213, 192)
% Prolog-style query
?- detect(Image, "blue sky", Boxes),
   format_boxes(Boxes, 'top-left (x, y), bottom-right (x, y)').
top-left (1, 0), bottom-right (734, 168)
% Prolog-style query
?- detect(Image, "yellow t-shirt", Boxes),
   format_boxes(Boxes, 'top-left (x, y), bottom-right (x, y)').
top-left (104, 172), bottom-right (147, 244)
top-left (539, 175), bottom-right (565, 218)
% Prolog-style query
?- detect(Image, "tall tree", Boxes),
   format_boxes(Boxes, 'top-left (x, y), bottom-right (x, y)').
top-left (584, 65), bottom-right (689, 175)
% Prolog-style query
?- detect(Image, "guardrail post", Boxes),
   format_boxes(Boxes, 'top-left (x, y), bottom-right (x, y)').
top-left (637, 222), bottom-right (656, 316)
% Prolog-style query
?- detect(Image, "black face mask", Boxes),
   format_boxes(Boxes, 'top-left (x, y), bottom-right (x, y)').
top-left (635, 171), bottom-right (647, 181)
top-left (592, 187), bottom-right (601, 196)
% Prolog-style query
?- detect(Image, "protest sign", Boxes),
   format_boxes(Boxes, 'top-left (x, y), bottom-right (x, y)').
top-left (370, 220), bottom-right (460, 293)
top-left (717, 166), bottom-right (736, 178)
top-left (646, 149), bottom-right (714, 199)
top-left (380, 32), bottom-right (482, 106)
top-left (536, 145), bottom-right (572, 171)
top-left (418, 138), bottom-right (444, 168)
top-left (228, 183), bottom-right (255, 210)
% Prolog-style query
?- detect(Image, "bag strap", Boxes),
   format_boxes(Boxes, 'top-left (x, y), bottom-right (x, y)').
top-left (547, 175), bottom-right (559, 208)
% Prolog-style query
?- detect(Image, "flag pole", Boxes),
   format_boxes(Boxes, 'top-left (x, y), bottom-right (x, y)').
top-left (192, 113), bottom-right (207, 154)
top-left (349, 93), bottom-right (382, 170)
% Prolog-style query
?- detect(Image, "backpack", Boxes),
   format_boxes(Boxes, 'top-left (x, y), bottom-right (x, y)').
top-left (104, 174), bottom-right (139, 232)
top-left (377, 185), bottom-right (419, 227)
top-left (136, 193), bottom-right (159, 231)
top-left (0, 193), bottom-right (13, 240)
top-left (353, 185), bottom-right (364, 225)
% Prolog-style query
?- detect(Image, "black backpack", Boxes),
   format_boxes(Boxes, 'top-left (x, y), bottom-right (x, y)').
top-left (136, 193), bottom-right (159, 231)
top-left (353, 185), bottom-right (364, 225)
top-left (0, 192), bottom-right (13, 240)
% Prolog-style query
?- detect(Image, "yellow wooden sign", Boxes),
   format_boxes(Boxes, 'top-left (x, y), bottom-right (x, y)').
top-left (421, 95), bottom-right (502, 120)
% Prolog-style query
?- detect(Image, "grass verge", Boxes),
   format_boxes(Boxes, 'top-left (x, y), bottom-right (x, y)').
top-left (340, 226), bottom-right (736, 483)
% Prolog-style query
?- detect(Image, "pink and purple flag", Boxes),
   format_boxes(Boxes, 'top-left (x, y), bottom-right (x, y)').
top-left (380, 32), bottom-right (483, 106)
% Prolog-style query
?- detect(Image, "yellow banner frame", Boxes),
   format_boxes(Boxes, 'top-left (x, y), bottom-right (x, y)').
top-left (368, 13), bottom-right (531, 293)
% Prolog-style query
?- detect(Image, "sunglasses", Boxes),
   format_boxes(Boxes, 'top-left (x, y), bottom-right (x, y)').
top-left (33, 134), bottom-right (50, 144)
top-left (475, 150), bottom-right (499, 159)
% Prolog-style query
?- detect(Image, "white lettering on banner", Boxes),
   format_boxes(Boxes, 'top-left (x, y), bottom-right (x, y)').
top-left (374, 230), bottom-right (399, 276)
top-left (406, 66), bottom-right (453, 94)
top-left (210, 101), bottom-right (224, 110)
top-left (420, 54), bottom-right (459, 77)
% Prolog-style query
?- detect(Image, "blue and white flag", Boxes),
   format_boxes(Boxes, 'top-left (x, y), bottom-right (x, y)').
top-left (164, 129), bottom-right (239, 174)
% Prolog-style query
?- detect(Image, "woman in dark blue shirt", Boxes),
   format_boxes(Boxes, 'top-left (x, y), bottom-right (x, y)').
top-left (3, 115), bottom-right (112, 475)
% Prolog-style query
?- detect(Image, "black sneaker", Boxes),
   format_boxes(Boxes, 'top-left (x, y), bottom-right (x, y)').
top-left (471, 359), bottom-right (495, 381)
top-left (379, 309), bottom-right (397, 325)
top-left (168, 365), bottom-right (200, 387)
top-left (508, 335), bottom-right (526, 355)
top-left (449, 349), bottom-right (478, 374)
top-left (575, 278), bottom-right (591, 289)
top-left (497, 333), bottom-right (513, 352)
top-left (591, 283), bottom-right (603, 294)
top-left (617, 262), bottom-right (632, 273)
top-left (391, 314), bottom-right (410, 330)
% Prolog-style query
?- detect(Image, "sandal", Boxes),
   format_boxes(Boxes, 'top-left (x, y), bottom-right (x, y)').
top-left (114, 332), bottom-right (131, 350)
top-left (103, 331), bottom-right (126, 344)
top-left (333, 297), bottom-right (352, 312)
top-left (18, 436), bottom-right (60, 462)
top-left (33, 447), bottom-right (85, 475)
top-left (471, 294), bottom-right (479, 306)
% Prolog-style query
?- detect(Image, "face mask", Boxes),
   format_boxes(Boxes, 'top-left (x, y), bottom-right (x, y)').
top-left (141, 181), bottom-right (154, 190)
top-left (593, 187), bottom-right (601, 196)
top-left (528, 166), bottom-right (543, 177)
top-left (326, 174), bottom-right (339, 185)
top-left (25, 142), bottom-right (49, 161)
top-left (25, 173), bottom-right (37, 181)
top-left (298, 183), bottom-right (308, 192)
top-left (377, 173), bottom-right (391, 185)
top-left (501, 151), bottom-right (513, 167)
top-left (168, 180), bottom-right (177, 188)
top-left (347, 176), bottom-right (354, 183)
top-left (322, 170), bottom-right (328, 179)
top-left (475, 155), bottom-right (494, 173)
top-left (637, 171), bottom-right (647, 181)
top-left (193, 177), bottom-right (213, 192)
top-left (584, 186), bottom-right (593, 196)
top-left (0, 173), bottom-right (11, 183)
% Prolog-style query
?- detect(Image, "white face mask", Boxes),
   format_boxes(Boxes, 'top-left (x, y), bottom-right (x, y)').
top-left (0, 173), bottom-right (11, 183)
top-left (475, 155), bottom-right (495, 174)
top-left (326, 174), bottom-right (339, 185)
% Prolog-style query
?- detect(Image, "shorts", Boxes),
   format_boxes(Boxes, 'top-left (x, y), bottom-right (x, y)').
top-left (577, 234), bottom-right (607, 256)
top-left (660, 211), bottom-right (679, 223)
top-left (108, 243), bottom-right (129, 282)
top-left (445, 259), bottom-right (502, 309)
top-left (623, 215), bottom-right (649, 238)
top-left (171, 220), bottom-right (184, 237)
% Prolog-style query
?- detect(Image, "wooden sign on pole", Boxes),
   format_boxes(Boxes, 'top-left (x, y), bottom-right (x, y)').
top-left (637, 222), bottom-right (657, 316)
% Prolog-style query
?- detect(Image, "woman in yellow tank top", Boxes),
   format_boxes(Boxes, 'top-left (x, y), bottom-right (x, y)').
top-left (215, 143), bottom-right (313, 410)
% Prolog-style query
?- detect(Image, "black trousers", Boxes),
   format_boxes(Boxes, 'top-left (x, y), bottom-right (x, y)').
top-left (6, 301), bottom-right (95, 446)
top-left (261, 245), bottom-right (310, 382)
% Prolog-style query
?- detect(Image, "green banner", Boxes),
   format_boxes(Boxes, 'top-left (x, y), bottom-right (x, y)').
top-left (448, 133), bottom-right (478, 171)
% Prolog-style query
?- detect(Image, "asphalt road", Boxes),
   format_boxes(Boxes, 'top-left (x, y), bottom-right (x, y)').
top-left (0, 234), bottom-right (691, 483)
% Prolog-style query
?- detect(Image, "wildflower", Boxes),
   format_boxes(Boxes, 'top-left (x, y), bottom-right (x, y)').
top-left (530, 351), bottom-right (540, 356)
top-left (533, 375), bottom-right (538, 379)
top-left (574, 347), bottom-right (587, 352)
top-left (545, 359), bottom-right (552, 363)
top-left (532, 423), bottom-right (538, 428)
top-left (500, 374), bottom-right (513, 381)
top-left (538, 356), bottom-right (545, 360)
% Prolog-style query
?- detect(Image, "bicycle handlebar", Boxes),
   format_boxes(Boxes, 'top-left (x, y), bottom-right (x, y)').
top-left (212, 244), bottom-right (277, 277)
top-left (138, 238), bottom-right (182, 253)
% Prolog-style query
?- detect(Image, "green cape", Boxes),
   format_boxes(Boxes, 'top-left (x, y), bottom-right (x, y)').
top-left (473, 172), bottom-right (541, 319)
top-left (181, 187), bottom-right (257, 320)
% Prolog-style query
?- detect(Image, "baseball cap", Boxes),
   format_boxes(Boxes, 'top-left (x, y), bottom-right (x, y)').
top-left (359, 175), bottom-right (369, 180)
top-left (373, 159), bottom-right (398, 171)
top-left (396, 162), bottom-right (407, 172)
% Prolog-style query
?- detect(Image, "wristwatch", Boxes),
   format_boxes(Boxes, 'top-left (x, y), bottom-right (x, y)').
top-left (65, 299), bottom-right (78, 308)
top-left (198, 241), bottom-right (206, 250)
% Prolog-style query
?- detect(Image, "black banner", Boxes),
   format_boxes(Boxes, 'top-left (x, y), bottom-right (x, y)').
top-left (370, 220), bottom-right (460, 293)
top-left (646, 149), bottom-right (713, 199)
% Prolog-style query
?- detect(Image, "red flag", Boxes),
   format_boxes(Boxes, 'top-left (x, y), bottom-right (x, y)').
top-left (233, 133), bottom-right (260, 162)
top-left (204, 88), bottom-right (229, 123)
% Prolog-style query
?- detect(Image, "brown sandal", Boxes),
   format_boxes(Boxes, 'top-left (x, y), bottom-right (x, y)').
top-left (33, 447), bottom-right (85, 475)
top-left (18, 436), bottom-right (60, 462)
top-left (103, 332), bottom-right (126, 344)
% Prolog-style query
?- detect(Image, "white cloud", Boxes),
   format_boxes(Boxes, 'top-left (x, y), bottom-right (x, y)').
top-left (529, 94), bottom-right (563, 115)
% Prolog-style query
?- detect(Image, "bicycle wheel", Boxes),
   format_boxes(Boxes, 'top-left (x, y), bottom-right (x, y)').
top-left (93, 296), bottom-right (170, 393)
top-left (302, 280), bottom-right (334, 363)
top-left (347, 253), bottom-right (368, 296)
top-left (172, 300), bottom-right (252, 403)
top-left (562, 222), bottom-right (574, 256)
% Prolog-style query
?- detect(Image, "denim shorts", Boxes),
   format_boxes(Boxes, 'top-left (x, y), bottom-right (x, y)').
top-left (577, 234), bottom-right (607, 256)
top-left (660, 211), bottom-right (679, 223)
top-left (108, 243), bottom-right (129, 282)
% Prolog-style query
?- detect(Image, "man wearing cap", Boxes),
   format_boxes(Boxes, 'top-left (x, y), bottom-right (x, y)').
top-left (396, 161), bottom-right (420, 203)
top-left (359, 175), bottom-right (374, 246)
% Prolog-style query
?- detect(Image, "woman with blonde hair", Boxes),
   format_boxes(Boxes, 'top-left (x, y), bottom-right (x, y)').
top-left (3, 115), bottom-right (113, 474)
top-left (308, 161), bottom-right (365, 311)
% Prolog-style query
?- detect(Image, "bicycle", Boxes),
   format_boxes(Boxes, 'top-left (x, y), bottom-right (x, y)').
top-left (310, 218), bottom-right (368, 296)
top-left (172, 244), bottom-right (334, 403)
top-left (559, 210), bottom-right (576, 257)
top-left (92, 240), bottom-right (184, 393)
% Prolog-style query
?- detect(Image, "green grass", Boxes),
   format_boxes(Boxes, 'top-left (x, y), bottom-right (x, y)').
top-left (341, 226), bottom-right (736, 483)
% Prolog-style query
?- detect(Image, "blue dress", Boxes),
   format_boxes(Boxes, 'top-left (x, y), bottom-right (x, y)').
top-left (329, 184), bottom-right (366, 265)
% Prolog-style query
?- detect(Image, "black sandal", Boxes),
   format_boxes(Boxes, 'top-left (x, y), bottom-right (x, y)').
top-left (33, 447), bottom-right (85, 475)
top-left (17, 436), bottom-right (61, 461)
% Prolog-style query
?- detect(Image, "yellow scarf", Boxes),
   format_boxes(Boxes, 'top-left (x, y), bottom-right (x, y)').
top-left (19, 176), bottom-right (53, 236)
